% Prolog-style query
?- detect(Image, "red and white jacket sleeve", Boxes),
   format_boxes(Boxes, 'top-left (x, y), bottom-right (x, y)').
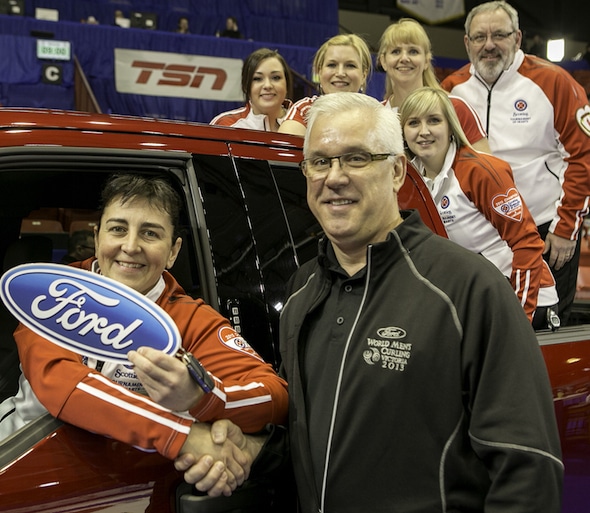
top-left (449, 95), bottom-right (487, 146)
top-left (209, 104), bottom-right (250, 126)
top-left (455, 150), bottom-right (545, 320)
top-left (538, 64), bottom-right (590, 240)
top-left (15, 268), bottom-right (288, 460)
top-left (283, 96), bottom-right (316, 125)
top-left (161, 275), bottom-right (288, 433)
top-left (15, 327), bottom-right (193, 459)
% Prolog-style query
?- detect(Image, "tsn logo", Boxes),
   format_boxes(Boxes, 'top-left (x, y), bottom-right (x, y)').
top-left (131, 60), bottom-right (227, 90)
top-left (115, 49), bottom-right (243, 101)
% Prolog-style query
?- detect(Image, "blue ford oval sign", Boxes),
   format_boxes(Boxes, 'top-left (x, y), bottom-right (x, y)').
top-left (0, 263), bottom-right (181, 363)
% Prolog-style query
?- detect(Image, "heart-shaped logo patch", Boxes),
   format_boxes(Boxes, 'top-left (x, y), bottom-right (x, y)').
top-left (492, 188), bottom-right (523, 222)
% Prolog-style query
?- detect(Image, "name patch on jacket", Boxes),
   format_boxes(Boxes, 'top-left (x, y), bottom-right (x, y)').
top-left (0, 263), bottom-right (181, 363)
top-left (363, 327), bottom-right (412, 372)
top-left (492, 188), bottom-right (523, 221)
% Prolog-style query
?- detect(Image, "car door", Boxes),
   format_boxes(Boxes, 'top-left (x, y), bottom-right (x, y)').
top-left (0, 148), bottom-right (227, 513)
top-left (191, 154), bottom-right (316, 370)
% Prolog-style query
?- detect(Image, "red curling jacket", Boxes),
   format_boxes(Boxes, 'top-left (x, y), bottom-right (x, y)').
top-left (12, 258), bottom-right (288, 459)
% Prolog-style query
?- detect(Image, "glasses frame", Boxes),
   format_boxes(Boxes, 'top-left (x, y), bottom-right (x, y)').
top-left (467, 30), bottom-right (515, 45)
top-left (300, 151), bottom-right (395, 179)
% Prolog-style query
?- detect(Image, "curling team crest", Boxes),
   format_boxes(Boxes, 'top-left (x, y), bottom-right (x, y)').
top-left (218, 325), bottom-right (262, 361)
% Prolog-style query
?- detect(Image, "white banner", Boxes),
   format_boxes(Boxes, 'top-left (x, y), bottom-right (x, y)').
top-left (115, 48), bottom-right (243, 101)
top-left (396, 0), bottom-right (465, 24)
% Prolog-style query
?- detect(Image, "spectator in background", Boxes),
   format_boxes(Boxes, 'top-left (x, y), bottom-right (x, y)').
top-left (217, 16), bottom-right (242, 39)
top-left (582, 43), bottom-right (590, 67)
top-left (278, 34), bottom-right (372, 136)
top-left (113, 9), bottom-right (127, 27)
top-left (441, 0), bottom-right (590, 325)
top-left (378, 18), bottom-right (490, 153)
top-left (527, 33), bottom-right (546, 58)
top-left (210, 48), bottom-right (293, 131)
top-left (61, 229), bottom-right (95, 264)
top-left (399, 86), bottom-right (559, 329)
top-left (176, 16), bottom-right (190, 34)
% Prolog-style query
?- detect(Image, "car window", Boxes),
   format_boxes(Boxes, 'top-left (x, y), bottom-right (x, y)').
top-left (236, 159), bottom-right (316, 369)
top-left (0, 155), bottom-right (202, 406)
top-left (270, 163), bottom-right (323, 268)
top-left (192, 154), bottom-right (282, 367)
top-left (187, 155), bottom-right (321, 371)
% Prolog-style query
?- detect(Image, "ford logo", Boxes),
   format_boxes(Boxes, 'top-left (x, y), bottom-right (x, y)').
top-left (376, 327), bottom-right (407, 339)
top-left (0, 263), bottom-right (181, 363)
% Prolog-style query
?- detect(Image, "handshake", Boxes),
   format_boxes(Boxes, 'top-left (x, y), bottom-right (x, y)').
top-left (175, 419), bottom-right (267, 497)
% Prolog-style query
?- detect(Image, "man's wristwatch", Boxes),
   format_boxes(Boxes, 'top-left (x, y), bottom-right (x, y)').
top-left (176, 348), bottom-right (215, 393)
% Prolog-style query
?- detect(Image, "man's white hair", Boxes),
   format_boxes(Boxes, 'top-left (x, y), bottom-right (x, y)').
top-left (303, 92), bottom-right (404, 157)
top-left (464, 1), bottom-right (519, 34)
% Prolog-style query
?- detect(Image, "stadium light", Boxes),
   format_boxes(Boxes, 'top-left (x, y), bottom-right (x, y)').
top-left (547, 38), bottom-right (565, 62)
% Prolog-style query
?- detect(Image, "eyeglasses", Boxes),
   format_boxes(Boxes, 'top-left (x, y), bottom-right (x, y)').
top-left (300, 151), bottom-right (394, 180)
top-left (468, 31), bottom-right (515, 45)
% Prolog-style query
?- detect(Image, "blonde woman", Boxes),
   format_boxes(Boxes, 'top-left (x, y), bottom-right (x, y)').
top-left (400, 87), bottom-right (558, 329)
top-left (379, 18), bottom-right (490, 152)
top-left (278, 34), bottom-right (372, 136)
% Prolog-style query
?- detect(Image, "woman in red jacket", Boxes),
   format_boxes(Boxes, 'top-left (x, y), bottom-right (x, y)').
top-left (400, 87), bottom-right (559, 329)
top-left (0, 174), bottom-right (288, 494)
top-left (210, 48), bottom-right (292, 132)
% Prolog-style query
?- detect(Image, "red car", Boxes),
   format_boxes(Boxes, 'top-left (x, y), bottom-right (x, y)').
top-left (0, 109), bottom-right (588, 512)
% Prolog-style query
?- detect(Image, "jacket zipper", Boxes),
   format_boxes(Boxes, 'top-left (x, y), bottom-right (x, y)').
top-left (319, 246), bottom-right (373, 512)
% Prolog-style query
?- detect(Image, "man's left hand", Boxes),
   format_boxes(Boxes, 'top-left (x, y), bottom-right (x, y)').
top-left (544, 232), bottom-right (576, 271)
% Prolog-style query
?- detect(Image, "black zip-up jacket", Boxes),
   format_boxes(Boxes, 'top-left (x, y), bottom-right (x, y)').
top-left (279, 210), bottom-right (563, 513)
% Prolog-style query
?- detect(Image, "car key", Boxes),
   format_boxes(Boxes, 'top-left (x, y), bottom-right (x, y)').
top-left (176, 347), bottom-right (214, 393)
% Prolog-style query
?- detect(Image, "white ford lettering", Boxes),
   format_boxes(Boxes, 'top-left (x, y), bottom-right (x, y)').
top-left (31, 279), bottom-right (143, 350)
top-left (1, 263), bottom-right (181, 363)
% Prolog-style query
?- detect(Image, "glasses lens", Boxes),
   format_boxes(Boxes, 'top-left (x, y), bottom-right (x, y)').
top-left (310, 157), bottom-right (331, 171)
top-left (342, 152), bottom-right (372, 168)
top-left (470, 31), bottom-right (512, 44)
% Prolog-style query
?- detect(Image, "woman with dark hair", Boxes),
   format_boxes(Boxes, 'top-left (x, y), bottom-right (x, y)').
top-left (210, 48), bottom-right (293, 132)
top-left (0, 173), bottom-right (288, 495)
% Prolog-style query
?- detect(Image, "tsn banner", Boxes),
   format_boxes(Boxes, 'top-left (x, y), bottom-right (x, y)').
top-left (115, 48), bottom-right (243, 101)
top-left (396, 0), bottom-right (465, 24)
